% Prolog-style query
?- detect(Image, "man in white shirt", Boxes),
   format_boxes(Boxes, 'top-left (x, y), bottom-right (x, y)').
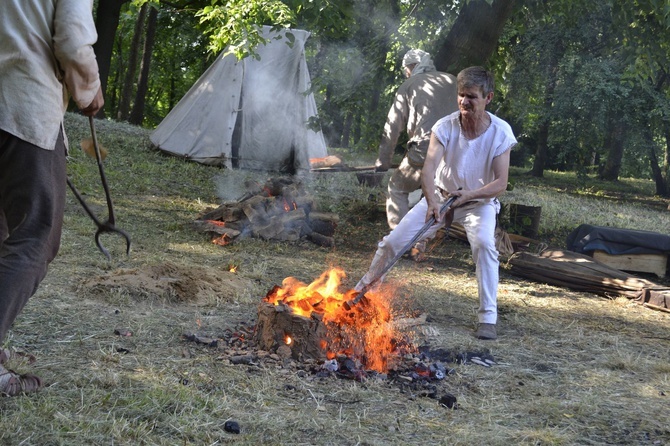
top-left (357, 67), bottom-right (516, 340)
top-left (0, 0), bottom-right (104, 396)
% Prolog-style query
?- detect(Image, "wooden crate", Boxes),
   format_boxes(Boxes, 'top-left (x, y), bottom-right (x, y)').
top-left (593, 250), bottom-right (667, 278)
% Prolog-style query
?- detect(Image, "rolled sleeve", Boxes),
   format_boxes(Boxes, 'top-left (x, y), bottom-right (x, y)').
top-left (53, 0), bottom-right (100, 109)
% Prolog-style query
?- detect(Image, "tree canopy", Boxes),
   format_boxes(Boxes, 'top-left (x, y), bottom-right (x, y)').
top-left (93, 0), bottom-right (670, 196)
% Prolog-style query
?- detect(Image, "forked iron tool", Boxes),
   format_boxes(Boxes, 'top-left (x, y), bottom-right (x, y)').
top-left (66, 116), bottom-right (131, 260)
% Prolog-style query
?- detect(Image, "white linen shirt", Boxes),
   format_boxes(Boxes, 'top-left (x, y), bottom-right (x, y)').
top-left (432, 111), bottom-right (517, 202)
top-left (0, 0), bottom-right (100, 150)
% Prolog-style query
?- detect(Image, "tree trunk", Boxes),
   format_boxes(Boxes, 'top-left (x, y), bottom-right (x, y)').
top-left (649, 142), bottom-right (668, 197)
top-left (664, 124), bottom-right (670, 196)
top-left (649, 72), bottom-right (670, 197)
top-left (650, 125), bottom-right (670, 197)
top-left (93, 0), bottom-right (131, 118)
top-left (129, 6), bottom-right (158, 126)
top-left (341, 112), bottom-right (353, 148)
top-left (117, 3), bottom-right (148, 121)
top-left (530, 41), bottom-right (564, 177)
top-left (434, 0), bottom-right (517, 74)
top-left (353, 110), bottom-right (361, 145)
top-left (599, 116), bottom-right (626, 181)
top-left (531, 116), bottom-right (549, 177)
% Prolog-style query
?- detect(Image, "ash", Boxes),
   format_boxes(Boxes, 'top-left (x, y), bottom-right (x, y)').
top-left (182, 322), bottom-right (498, 410)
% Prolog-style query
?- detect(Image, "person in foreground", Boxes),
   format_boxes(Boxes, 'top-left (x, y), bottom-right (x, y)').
top-left (356, 66), bottom-right (516, 340)
top-left (0, 0), bottom-right (104, 396)
top-left (374, 49), bottom-right (458, 260)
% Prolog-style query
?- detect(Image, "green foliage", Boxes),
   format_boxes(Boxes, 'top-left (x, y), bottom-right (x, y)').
top-left (106, 3), bottom-right (210, 127)
top-left (498, 0), bottom-right (670, 185)
top-left (193, 0), bottom-right (354, 59)
top-left (195, 1), bottom-right (295, 58)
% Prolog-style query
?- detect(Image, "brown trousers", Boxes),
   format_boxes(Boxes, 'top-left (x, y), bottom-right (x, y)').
top-left (0, 129), bottom-right (66, 343)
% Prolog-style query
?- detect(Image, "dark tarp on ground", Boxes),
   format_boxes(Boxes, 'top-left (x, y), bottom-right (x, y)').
top-left (566, 224), bottom-right (670, 256)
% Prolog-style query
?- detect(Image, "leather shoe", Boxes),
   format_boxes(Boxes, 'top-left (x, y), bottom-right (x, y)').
top-left (475, 323), bottom-right (497, 340)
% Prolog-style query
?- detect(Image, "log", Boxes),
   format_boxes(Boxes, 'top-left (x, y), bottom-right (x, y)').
top-left (192, 220), bottom-right (241, 238)
top-left (198, 204), bottom-right (246, 222)
top-left (242, 195), bottom-right (272, 224)
top-left (308, 212), bottom-right (340, 223)
top-left (252, 216), bottom-right (283, 240)
top-left (509, 203), bottom-right (542, 238)
top-left (593, 250), bottom-right (667, 278)
top-left (508, 249), bottom-right (660, 298)
top-left (308, 216), bottom-right (338, 237)
top-left (263, 177), bottom-right (298, 197)
top-left (255, 302), bottom-right (328, 361)
top-left (307, 232), bottom-right (335, 247)
top-left (279, 208), bottom-right (307, 224)
top-left (276, 227), bottom-right (302, 242)
top-left (193, 177), bottom-right (337, 247)
top-left (309, 155), bottom-right (343, 169)
top-left (292, 195), bottom-right (314, 213)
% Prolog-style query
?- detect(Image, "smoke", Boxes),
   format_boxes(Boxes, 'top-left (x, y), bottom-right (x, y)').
top-left (215, 172), bottom-right (252, 202)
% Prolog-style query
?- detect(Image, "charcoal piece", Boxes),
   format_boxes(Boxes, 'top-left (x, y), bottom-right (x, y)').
top-left (439, 393), bottom-right (457, 409)
top-left (224, 420), bottom-right (241, 434)
top-left (342, 358), bottom-right (358, 372)
top-left (230, 355), bottom-right (255, 365)
top-left (418, 346), bottom-right (457, 363)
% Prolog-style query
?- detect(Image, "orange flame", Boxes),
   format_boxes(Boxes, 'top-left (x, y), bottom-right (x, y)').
top-left (212, 234), bottom-right (231, 246)
top-left (263, 267), bottom-right (399, 372)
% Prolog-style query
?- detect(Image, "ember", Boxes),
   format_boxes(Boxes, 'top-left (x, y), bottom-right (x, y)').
top-left (256, 268), bottom-right (406, 372)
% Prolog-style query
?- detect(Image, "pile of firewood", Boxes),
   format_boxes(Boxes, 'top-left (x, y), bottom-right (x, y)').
top-left (194, 177), bottom-right (338, 247)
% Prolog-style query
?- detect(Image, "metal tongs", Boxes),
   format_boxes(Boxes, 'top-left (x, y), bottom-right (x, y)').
top-left (66, 116), bottom-right (131, 260)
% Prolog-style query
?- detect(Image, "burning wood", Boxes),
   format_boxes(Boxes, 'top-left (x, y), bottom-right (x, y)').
top-left (255, 268), bottom-right (401, 372)
top-left (194, 178), bottom-right (338, 246)
top-left (180, 268), bottom-right (497, 409)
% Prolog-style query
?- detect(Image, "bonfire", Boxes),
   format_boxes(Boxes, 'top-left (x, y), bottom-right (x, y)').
top-left (257, 267), bottom-right (410, 373)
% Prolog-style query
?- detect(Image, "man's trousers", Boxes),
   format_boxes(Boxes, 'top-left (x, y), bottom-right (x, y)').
top-left (0, 130), bottom-right (66, 343)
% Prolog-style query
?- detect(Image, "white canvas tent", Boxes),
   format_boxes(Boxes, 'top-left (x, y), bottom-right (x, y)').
top-left (150, 26), bottom-right (327, 173)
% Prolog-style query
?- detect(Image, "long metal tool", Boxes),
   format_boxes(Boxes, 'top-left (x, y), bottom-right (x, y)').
top-left (66, 116), bottom-right (131, 260)
top-left (310, 163), bottom-right (400, 173)
top-left (343, 193), bottom-right (458, 310)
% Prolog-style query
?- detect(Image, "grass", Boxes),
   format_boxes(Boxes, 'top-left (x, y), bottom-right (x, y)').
top-left (0, 113), bottom-right (669, 445)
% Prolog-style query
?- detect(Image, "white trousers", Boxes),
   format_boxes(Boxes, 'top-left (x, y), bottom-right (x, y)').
top-left (356, 196), bottom-right (500, 324)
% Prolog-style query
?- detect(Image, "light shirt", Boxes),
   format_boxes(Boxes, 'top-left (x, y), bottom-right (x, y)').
top-left (377, 71), bottom-right (458, 169)
top-left (0, 0), bottom-right (100, 150)
top-left (432, 111), bottom-right (517, 201)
